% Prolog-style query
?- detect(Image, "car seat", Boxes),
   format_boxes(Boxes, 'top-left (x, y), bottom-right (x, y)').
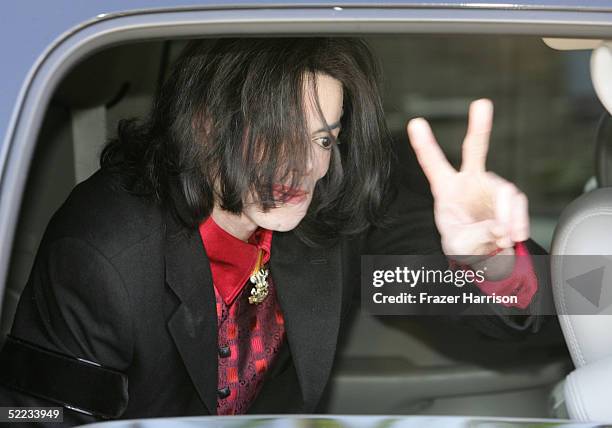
top-left (550, 40), bottom-right (612, 423)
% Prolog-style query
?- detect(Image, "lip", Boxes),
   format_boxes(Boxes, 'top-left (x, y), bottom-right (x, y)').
top-left (272, 184), bottom-right (309, 203)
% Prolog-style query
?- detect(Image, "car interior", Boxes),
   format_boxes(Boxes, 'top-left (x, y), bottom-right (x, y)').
top-left (1, 34), bottom-right (609, 420)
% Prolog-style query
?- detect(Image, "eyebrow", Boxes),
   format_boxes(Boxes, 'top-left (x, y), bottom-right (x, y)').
top-left (313, 121), bottom-right (341, 134)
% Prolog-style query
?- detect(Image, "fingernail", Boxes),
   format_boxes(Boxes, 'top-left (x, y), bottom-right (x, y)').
top-left (496, 237), bottom-right (512, 248)
top-left (408, 117), bottom-right (426, 127)
top-left (474, 98), bottom-right (494, 112)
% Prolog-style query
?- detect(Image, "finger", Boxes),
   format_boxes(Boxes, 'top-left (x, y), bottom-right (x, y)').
top-left (460, 99), bottom-right (493, 173)
top-left (443, 220), bottom-right (501, 257)
top-left (407, 118), bottom-right (455, 192)
top-left (494, 223), bottom-right (521, 249)
top-left (509, 192), bottom-right (530, 242)
top-left (474, 219), bottom-right (506, 254)
top-left (494, 182), bottom-right (517, 248)
top-left (489, 223), bottom-right (513, 249)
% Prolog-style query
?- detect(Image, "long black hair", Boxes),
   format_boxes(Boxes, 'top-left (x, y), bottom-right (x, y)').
top-left (101, 37), bottom-right (393, 247)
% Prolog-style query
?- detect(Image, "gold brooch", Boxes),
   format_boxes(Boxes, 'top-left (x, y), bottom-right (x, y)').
top-left (248, 265), bottom-right (269, 304)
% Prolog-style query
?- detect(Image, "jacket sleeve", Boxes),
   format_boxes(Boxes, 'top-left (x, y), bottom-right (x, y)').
top-left (0, 236), bottom-right (133, 425)
top-left (362, 179), bottom-right (553, 340)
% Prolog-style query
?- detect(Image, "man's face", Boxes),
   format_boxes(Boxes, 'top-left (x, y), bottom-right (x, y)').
top-left (242, 73), bottom-right (344, 232)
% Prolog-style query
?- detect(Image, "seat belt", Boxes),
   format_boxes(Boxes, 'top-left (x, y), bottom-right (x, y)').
top-left (71, 106), bottom-right (107, 184)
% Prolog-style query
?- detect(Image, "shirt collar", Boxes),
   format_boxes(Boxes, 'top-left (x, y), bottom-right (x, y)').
top-left (199, 215), bottom-right (273, 305)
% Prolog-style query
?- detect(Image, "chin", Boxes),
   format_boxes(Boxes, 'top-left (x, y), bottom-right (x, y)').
top-left (263, 215), bottom-right (305, 232)
top-left (270, 221), bottom-right (302, 232)
top-left (252, 204), bottom-right (310, 232)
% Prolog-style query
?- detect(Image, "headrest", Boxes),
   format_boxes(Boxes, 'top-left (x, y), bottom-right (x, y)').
top-left (542, 39), bottom-right (612, 116)
top-left (53, 48), bottom-right (129, 109)
top-left (53, 42), bottom-right (166, 110)
top-left (592, 42), bottom-right (612, 117)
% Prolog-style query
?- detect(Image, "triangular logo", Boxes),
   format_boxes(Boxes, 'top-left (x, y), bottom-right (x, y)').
top-left (567, 266), bottom-right (605, 307)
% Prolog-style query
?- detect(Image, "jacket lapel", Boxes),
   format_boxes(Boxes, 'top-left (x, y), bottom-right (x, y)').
top-left (164, 211), bottom-right (218, 415)
top-left (270, 231), bottom-right (343, 412)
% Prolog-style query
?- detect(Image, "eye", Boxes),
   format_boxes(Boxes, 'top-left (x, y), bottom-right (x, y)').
top-left (312, 135), bottom-right (336, 150)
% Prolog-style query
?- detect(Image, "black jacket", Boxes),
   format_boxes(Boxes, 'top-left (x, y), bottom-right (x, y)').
top-left (0, 167), bottom-right (549, 426)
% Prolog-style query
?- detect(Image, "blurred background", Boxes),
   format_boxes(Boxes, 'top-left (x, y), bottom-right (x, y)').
top-left (368, 35), bottom-right (602, 250)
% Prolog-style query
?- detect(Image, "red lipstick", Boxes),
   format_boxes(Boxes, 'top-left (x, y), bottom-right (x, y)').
top-left (272, 184), bottom-right (308, 203)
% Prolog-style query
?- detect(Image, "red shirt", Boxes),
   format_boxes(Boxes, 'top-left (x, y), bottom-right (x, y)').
top-left (199, 216), bottom-right (285, 415)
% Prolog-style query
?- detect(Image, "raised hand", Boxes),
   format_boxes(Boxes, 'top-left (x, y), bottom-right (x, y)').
top-left (407, 99), bottom-right (529, 265)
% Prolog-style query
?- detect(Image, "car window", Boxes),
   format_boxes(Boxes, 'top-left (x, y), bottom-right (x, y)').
top-left (4, 34), bottom-right (599, 419)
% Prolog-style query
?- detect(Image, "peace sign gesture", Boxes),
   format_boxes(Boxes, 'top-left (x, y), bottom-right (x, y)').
top-left (407, 99), bottom-right (529, 264)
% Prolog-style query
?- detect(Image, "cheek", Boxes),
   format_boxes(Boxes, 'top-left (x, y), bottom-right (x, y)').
top-left (314, 151), bottom-right (332, 179)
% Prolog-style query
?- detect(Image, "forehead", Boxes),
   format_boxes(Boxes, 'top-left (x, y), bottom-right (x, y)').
top-left (303, 73), bottom-right (343, 131)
